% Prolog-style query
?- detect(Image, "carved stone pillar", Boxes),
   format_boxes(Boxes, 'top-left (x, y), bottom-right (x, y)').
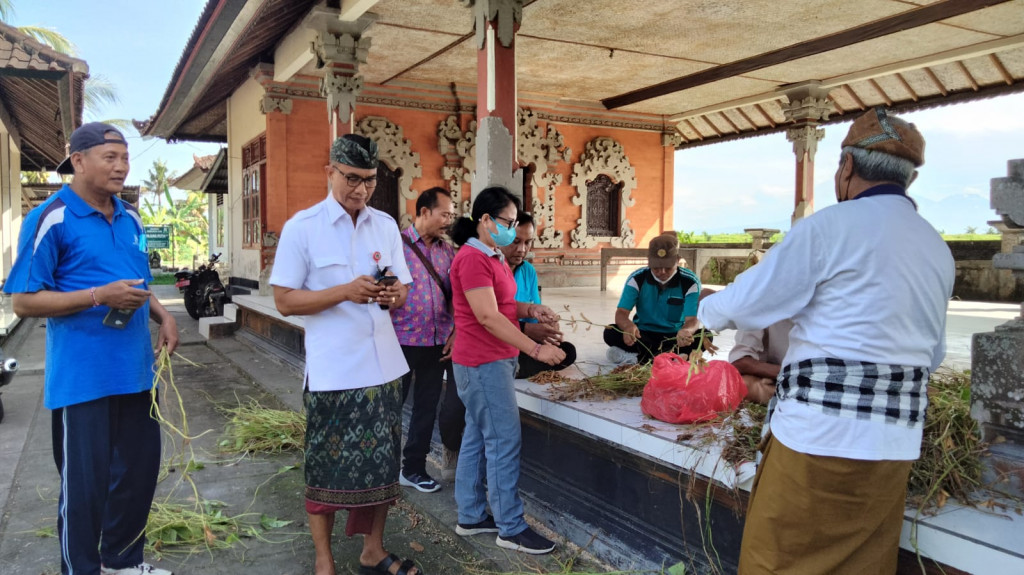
top-left (462, 0), bottom-right (523, 197)
top-left (972, 159), bottom-right (1024, 453)
top-left (744, 228), bottom-right (779, 251)
top-left (308, 7), bottom-right (376, 141)
top-left (779, 81), bottom-right (833, 223)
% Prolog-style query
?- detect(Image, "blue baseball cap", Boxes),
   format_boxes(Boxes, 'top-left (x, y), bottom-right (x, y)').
top-left (55, 122), bottom-right (129, 175)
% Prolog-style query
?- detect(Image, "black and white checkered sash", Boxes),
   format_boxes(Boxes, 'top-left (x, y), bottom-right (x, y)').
top-left (777, 357), bottom-right (929, 429)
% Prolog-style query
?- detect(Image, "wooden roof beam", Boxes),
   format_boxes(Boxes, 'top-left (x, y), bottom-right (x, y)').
top-left (735, 107), bottom-right (759, 130)
top-left (990, 53), bottom-right (1013, 85)
top-left (753, 104), bottom-right (776, 127)
top-left (895, 72), bottom-right (920, 101)
top-left (684, 119), bottom-right (705, 140)
top-left (719, 111), bottom-right (742, 133)
top-left (924, 66), bottom-right (949, 95)
top-left (602, 0), bottom-right (1013, 109)
top-left (842, 84), bottom-right (867, 110)
top-left (869, 79), bottom-right (893, 106)
top-left (667, 33), bottom-right (1024, 124)
top-left (957, 61), bottom-right (980, 91)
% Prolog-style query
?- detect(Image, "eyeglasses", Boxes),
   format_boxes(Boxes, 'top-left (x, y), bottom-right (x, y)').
top-left (331, 166), bottom-right (377, 189)
top-left (434, 209), bottom-right (458, 222)
top-left (493, 215), bottom-right (517, 228)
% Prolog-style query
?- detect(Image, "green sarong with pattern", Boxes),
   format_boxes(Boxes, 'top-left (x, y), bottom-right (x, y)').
top-left (303, 379), bottom-right (402, 509)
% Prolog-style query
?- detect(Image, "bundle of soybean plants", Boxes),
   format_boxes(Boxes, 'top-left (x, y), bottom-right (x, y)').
top-left (218, 398), bottom-right (306, 455)
top-left (534, 363), bottom-right (652, 402)
top-left (907, 368), bottom-right (987, 512)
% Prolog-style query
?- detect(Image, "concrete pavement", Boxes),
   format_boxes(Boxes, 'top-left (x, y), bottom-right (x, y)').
top-left (0, 288), bottom-right (596, 575)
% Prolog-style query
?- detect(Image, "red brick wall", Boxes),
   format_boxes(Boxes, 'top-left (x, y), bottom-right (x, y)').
top-left (262, 101), bottom-right (673, 255)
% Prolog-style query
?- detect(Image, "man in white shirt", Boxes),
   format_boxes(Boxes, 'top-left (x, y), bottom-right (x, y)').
top-left (271, 135), bottom-right (423, 575)
top-left (699, 108), bottom-right (955, 574)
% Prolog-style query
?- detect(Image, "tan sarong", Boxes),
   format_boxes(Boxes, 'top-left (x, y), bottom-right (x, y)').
top-left (738, 435), bottom-right (912, 575)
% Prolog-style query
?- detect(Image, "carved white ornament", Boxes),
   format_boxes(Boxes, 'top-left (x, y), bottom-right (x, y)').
top-left (311, 30), bottom-right (372, 68)
top-left (517, 109), bottom-right (570, 249)
top-left (460, 0), bottom-right (523, 49)
top-left (437, 115), bottom-right (476, 216)
top-left (661, 131), bottom-right (683, 148)
top-left (354, 117), bottom-right (423, 207)
top-left (786, 124), bottom-right (825, 158)
top-left (321, 73), bottom-right (362, 123)
top-left (258, 95), bottom-right (293, 115)
top-left (570, 137), bottom-right (637, 249)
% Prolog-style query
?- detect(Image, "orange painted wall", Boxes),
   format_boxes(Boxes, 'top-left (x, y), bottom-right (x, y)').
top-left (265, 98), bottom-right (331, 235)
top-left (263, 101), bottom-right (672, 253)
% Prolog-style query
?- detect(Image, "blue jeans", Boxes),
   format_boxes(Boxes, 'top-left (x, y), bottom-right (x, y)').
top-left (453, 358), bottom-right (527, 537)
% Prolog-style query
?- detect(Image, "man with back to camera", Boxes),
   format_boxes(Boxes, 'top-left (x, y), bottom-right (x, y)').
top-left (4, 122), bottom-right (179, 575)
top-left (699, 108), bottom-right (955, 574)
top-left (498, 212), bottom-right (577, 378)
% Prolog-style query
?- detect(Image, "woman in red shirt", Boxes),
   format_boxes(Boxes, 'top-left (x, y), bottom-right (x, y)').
top-left (448, 186), bottom-right (564, 555)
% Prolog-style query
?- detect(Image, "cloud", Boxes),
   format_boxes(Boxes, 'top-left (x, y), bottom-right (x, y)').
top-left (908, 93), bottom-right (1024, 135)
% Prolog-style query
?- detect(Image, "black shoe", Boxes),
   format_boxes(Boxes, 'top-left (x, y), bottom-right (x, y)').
top-left (496, 526), bottom-right (556, 555)
top-left (455, 515), bottom-right (499, 536)
top-left (399, 470), bottom-right (441, 493)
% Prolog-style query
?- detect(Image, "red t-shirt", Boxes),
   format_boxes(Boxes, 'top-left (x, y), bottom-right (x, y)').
top-left (450, 241), bottom-right (519, 366)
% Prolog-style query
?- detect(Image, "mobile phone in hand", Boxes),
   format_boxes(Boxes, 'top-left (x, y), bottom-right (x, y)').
top-left (102, 308), bottom-right (136, 329)
top-left (375, 276), bottom-right (399, 309)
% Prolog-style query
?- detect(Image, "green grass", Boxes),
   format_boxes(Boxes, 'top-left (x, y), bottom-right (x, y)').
top-left (678, 231), bottom-right (1000, 244)
top-left (941, 234), bottom-right (1000, 241)
top-left (150, 275), bottom-right (178, 285)
top-left (677, 232), bottom-right (786, 244)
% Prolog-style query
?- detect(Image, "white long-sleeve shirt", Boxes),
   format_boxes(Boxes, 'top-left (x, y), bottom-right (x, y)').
top-left (699, 191), bottom-right (955, 460)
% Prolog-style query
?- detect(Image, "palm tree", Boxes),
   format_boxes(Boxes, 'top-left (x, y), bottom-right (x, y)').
top-left (142, 159), bottom-right (175, 210)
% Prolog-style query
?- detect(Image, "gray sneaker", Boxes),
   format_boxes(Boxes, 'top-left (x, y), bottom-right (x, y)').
top-left (606, 347), bottom-right (638, 365)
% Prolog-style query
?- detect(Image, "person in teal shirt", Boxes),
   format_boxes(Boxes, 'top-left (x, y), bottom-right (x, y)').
top-left (604, 232), bottom-right (712, 364)
top-left (499, 213), bottom-right (576, 378)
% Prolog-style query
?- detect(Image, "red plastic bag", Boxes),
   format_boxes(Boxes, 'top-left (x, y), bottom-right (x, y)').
top-left (641, 353), bottom-right (747, 424)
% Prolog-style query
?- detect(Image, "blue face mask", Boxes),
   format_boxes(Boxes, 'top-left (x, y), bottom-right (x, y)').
top-left (489, 219), bottom-right (517, 247)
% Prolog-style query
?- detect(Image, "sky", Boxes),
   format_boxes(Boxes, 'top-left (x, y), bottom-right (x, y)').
top-left (12, 0), bottom-right (220, 187)
top-left (12, 1), bottom-right (1023, 234)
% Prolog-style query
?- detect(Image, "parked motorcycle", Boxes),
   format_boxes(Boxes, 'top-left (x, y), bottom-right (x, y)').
top-left (174, 253), bottom-right (231, 320)
top-left (0, 347), bottom-right (19, 424)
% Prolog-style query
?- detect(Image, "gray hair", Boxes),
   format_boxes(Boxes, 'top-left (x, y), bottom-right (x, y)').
top-left (841, 115), bottom-right (917, 187)
top-left (841, 145), bottom-right (916, 188)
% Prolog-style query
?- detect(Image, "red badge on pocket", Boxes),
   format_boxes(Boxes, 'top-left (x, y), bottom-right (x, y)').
top-left (373, 251), bottom-right (382, 263)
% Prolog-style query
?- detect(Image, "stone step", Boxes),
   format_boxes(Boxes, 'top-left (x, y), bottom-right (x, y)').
top-left (222, 302), bottom-right (238, 322)
top-left (198, 316), bottom-right (237, 340)
top-left (983, 441), bottom-right (1024, 500)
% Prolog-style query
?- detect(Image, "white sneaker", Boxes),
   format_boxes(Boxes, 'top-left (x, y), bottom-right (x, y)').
top-left (606, 347), bottom-right (638, 365)
top-left (100, 563), bottom-right (172, 575)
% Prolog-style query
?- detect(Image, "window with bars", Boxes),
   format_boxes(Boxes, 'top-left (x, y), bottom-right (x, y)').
top-left (241, 134), bottom-right (266, 249)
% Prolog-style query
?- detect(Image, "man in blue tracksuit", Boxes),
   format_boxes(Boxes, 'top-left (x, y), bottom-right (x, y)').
top-left (4, 123), bottom-right (179, 575)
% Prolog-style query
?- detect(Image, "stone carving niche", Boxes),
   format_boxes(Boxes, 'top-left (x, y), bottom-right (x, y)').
top-left (355, 116), bottom-right (422, 229)
top-left (517, 109), bottom-right (570, 249)
top-left (437, 115), bottom-right (476, 216)
top-left (437, 109), bottom-right (570, 249)
top-left (570, 137), bottom-right (636, 249)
